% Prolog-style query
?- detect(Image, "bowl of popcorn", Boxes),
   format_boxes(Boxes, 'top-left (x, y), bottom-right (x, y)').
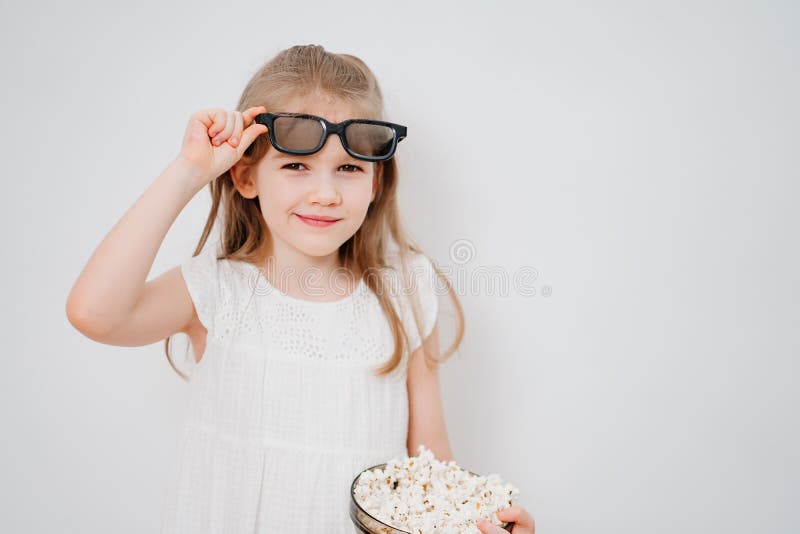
top-left (350, 445), bottom-right (520, 534)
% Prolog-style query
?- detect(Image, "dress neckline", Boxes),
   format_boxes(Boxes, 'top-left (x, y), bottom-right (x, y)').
top-left (243, 260), bottom-right (368, 306)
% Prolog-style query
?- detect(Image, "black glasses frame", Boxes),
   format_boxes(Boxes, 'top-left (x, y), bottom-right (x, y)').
top-left (253, 112), bottom-right (407, 162)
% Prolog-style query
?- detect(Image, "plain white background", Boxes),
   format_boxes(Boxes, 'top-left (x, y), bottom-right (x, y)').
top-left (1, 1), bottom-right (797, 532)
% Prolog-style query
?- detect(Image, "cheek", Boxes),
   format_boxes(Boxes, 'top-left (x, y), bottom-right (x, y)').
top-left (254, 179), bottom-right (293, 224)
top-left (345, 176), bottom-right (376, 207)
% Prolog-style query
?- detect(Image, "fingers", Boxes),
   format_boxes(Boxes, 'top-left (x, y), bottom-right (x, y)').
top-left (228, 112), bottom-right (243, 146)
top-left (204, 106), bottom-right (267, 148)
top-left (242, 105), bottom-right (266, 125)
top-left (476, 518), bottom-right (506, 534)
top-left (212, 111), bottom-right (236, 146)
top-left (231, 106), bottom-right (268, 151)
top-left (476, 505), bottom-right (536, 534)
top-left (206, 109), bottom-right (227, 137)
top-left (194, 106), bottom-right (268, 158)
top-left (237, 121), bottom-right (268, 153)
top-left (497, 505), bottom-right (535, 532)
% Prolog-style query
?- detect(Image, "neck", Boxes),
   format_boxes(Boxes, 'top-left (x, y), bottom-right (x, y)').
top-left (259, 242), bottom-right (359, 301)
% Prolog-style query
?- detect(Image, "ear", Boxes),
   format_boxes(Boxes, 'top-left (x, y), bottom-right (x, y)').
top-left (229, 161), bottom-right (258, 199)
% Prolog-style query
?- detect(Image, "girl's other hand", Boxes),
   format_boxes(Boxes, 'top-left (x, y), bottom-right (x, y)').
top-left (175, 106), bottom-right (269, 187)
top-left (476, 504), bottom-right (535, 534)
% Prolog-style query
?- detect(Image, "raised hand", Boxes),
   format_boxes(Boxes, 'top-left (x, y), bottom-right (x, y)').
top-left (175, 106), bottom-right (268, 187)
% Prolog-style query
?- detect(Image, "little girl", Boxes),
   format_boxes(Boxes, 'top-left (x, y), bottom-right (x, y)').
top-left (66, 44), bottom-right (534, 533)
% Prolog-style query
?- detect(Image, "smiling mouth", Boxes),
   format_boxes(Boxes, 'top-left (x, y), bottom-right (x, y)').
top-left (295, 213), bottom-right (342, 222)
top-left (295, 213), bottom-right (342, 227)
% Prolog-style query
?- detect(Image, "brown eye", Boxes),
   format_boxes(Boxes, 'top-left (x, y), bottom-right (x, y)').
top-left (340, 164), bottom-right (363, 172)
top-left (284, 163), bottom-right (306, 171)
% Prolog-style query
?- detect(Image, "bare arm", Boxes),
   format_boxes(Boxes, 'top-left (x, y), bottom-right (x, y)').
top-left (406, 323), bottom-right (454, 462)
top-left (65, 158), bottom-right (206, 343)
top-left (65, 106), bottom-right (268, 346)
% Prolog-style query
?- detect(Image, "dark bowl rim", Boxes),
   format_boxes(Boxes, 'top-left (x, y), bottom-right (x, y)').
top-left (349, 462), bottom-right (513, 533)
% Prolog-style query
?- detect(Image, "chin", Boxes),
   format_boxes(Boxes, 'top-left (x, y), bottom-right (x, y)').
top-left (293, 239), bottom-right (346, 258)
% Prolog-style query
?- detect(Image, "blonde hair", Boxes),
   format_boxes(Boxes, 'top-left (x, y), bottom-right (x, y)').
top-left (165, 44), bottom-right (465, 380)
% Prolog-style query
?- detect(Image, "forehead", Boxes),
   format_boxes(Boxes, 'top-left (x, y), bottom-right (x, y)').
top-left (279, 92), bottom-right (375, 123)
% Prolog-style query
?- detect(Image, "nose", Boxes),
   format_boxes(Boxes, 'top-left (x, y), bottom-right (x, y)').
top-left (307, 135), bottom-right (347, 206)
top-left (308, 174), bottom-right (340, 206)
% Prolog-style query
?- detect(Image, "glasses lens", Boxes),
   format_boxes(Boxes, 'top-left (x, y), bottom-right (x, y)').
top-left (345, 123), bottom-right (396, 159)
top-left (272, 116), bottom-right (324, 152)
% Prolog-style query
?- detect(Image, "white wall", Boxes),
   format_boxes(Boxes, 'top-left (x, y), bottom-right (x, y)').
top-left (1, 1), bottom-right (797, 532)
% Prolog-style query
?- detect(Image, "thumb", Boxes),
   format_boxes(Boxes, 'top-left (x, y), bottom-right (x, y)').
top-left (236, 123), bottom-right (268, 157)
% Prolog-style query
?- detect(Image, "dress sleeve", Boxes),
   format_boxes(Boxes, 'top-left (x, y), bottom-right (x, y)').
top-left (179, 241), bottom-right (221, 333)
top-left (404, 252), bottom-right (441, 352)
top-left (166, 242), bottom-right (221, 378)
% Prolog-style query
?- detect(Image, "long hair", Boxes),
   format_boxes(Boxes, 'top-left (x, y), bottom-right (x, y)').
top-left (165, 44), bottom-right (465, 380)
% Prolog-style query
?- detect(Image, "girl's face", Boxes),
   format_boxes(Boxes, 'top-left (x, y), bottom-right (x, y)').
top-left (232, 94), bottom-right (379, 266)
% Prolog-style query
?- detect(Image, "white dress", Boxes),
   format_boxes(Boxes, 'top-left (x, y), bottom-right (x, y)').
top-left (160, 240), bottom-right (440, 533)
